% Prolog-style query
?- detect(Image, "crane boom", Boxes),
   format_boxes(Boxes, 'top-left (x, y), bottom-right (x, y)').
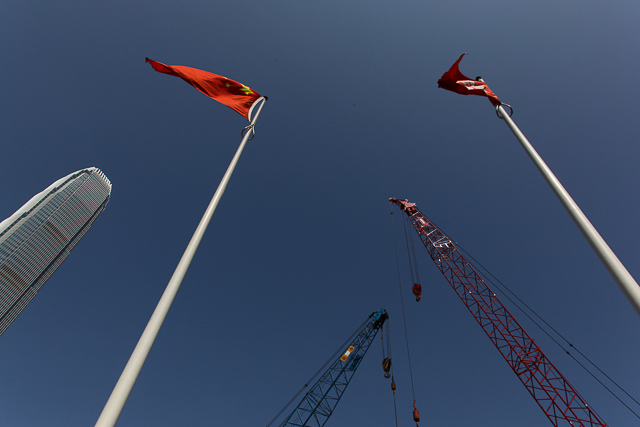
top-left (389, 198), bottom-right (606, 427)
top-left (279, 309), bottom-right (388, 427)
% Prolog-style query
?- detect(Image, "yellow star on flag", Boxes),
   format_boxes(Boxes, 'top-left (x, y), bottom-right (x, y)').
top-left (239, 84), bottom-right (254, 96)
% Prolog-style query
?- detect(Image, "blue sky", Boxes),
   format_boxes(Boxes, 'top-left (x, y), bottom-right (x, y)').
top-left (1, 0), bottom-right (640, 426)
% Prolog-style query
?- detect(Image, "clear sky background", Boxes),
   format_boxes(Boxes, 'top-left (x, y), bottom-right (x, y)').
top-left (1, 0), bottom-right (640, 426)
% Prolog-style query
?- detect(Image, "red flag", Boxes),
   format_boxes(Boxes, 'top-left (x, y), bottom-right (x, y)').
top-left (437, 53), bottom-right (500, 107)
top-left (146, 58), bottom-right (261, 119)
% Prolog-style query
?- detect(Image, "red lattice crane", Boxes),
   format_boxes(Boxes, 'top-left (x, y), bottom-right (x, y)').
top-left (390, 197), bottom-right (606, 427)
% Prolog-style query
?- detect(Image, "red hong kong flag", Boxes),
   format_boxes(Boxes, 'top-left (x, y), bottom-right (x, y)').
top-left (146, 58), bottom-right (261, 119)
top-left (437, 53), bottom-right (501, 107)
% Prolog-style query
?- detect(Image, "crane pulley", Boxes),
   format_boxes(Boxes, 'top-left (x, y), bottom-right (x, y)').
top-left (411, 283), bottom-right (422, 302)
top-left (390, 197), bottom-right (607, 427)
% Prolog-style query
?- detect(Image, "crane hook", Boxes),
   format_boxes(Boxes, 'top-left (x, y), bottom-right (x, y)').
top-left (382, 357), bottom-right (392, 378)
top-left (413, 402), bottom-right (420, 427)
top-left (412, 283), bottom-right (422, 302)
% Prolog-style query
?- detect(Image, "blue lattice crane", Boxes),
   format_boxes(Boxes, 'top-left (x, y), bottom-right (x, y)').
top-left (277, 309), bottom-right (388, 427)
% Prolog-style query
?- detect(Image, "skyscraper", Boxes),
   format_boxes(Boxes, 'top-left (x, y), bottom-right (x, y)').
top-left (0, 167), bottom-right (112, 336)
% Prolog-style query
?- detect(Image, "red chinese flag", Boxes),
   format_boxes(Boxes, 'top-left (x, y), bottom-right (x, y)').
top-left (145, 58), bottom-right (261, 119)
top-left (437, 53), bottom-right (501, 107)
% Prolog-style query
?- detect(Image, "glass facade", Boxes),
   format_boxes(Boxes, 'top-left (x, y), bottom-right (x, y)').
top-left (0, 167), bottom-right (111, 336)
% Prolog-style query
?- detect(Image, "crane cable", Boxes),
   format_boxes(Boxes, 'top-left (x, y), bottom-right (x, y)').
top-left (381, 317), bottom-right (392, 378)
top-left (264, 317), bottom-right (369, 427)
top-left (429, 215), bottom-right (640, 422)
top-left (381, 318), bottom-right (399, 427)
top-left (401, 209), bottom-right (423, 302)
top-left (401, 208), bottom-right (421, 286)
top-left (457, 242), bottom-right (640, 421)
top-left (390, 203), bottom-right (420, 425)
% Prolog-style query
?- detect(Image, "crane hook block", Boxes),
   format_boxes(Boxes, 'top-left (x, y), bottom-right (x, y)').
top-left (412, 283), bottom-right (422, 302)
top-left (382, 357), bottom-right (392, 378)
top-left (413, 402), bottom-right (420, 426)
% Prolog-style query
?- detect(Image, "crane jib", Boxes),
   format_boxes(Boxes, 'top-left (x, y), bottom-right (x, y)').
top-left (277, 309), bottom-right (388, 427)
top-left (389, 197), bottom-right (607, 427)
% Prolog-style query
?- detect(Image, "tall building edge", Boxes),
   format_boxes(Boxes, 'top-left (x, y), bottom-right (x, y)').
top-left (0, 167), bottom-right (112, 336)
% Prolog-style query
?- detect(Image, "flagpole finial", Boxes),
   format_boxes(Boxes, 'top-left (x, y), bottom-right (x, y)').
top-left (242, 96), bottom-right (267, 140)
top-left (247, 96), bottom-right (267, 123)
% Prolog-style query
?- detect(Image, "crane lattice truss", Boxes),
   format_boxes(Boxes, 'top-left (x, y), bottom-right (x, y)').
top-left (390, 198), bottom-right (606, 427)
top-left (280, 309), bottom-right (388, 427)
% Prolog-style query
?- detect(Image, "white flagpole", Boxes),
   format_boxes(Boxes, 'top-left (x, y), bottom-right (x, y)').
top-left (491, 94), bottom-right (640, 317)
top-left (95, 97), bottom-right (267, 427)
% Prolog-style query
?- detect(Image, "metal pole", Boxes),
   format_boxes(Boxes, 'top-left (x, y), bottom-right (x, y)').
top-left (94, 97), bottom-right (267, 427)
top-left (494, 101), bottom-right (640, 317)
